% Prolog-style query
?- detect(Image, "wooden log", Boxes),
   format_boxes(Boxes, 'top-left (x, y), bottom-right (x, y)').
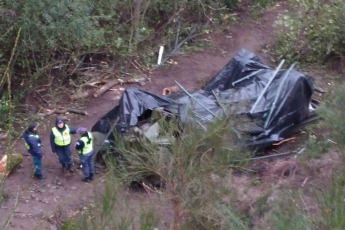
top-left (162, 86), bottom-right (180, 95)
top-left (93, 79), bottom-right (119, 98)
top-left (0, 153), bottom-right (23, 177)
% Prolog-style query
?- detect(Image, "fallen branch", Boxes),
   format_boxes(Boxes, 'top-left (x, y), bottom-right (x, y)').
top-left (142, 182), bottom-right (162, 194)
top-left (39, 108), bottom-right (88, 116)
top-left (93, 79), bottom-right (119, 98)
top-left (54, 108), bottom-right (89, 116)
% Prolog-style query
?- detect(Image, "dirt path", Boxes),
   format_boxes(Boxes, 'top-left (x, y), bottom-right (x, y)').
top-left (1, 4), bottom-right (287, 230)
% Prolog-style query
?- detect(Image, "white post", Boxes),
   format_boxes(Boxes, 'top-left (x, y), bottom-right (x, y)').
top-left (157, 46), bottom-right (164, 65)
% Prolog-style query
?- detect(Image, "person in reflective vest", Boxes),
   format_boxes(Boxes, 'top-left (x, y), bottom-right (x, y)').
top-left (75, 128), bottom-right (94, 182)
top-left (50, 117), bottom-right (77, 173)
top-left (23, 122), bottom-right (46, 180)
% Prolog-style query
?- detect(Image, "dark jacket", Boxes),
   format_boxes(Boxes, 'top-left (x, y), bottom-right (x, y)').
top-left (23, 130), bottom-right (43, 158)
top-left (50, 123), bottom-right (77, 153)
top-left (75, 132), bottom-right (92, 152)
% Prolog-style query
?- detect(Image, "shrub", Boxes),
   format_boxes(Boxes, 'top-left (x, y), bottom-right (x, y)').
top-left (273, 0), bottom-right (345, 67)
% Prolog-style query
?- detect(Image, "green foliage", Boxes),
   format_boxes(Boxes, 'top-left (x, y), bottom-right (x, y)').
top-left (273, 0), bottom-right (345, 65)
top-left (270, 199), bottom-right (312, 230)
top-left (318, 83), bottom-right (345, 148)
top-left (0, 97), bottom-right (14, 130)
top-left (249, 0), bottom-right (279, 17)
top-left (315, 171), bottom-right (345, 229)
top-left (139, 208), bottom-right (159, 230)
top-left (61, 218), bottom-right (77, 230)
top-left (298, 125), bottom-right (330, 160)
top-left (222, 0), bottom-right (241, 11)
top-left (112, 115), bottom-right (251, 229)
top-left (0, 0), bottom-right (240, 97)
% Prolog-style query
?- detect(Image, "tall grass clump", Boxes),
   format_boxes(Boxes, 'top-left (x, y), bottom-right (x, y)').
top-left (59, 161), bottom-right (161, 230)
top-left (308, 82), bottom-right (345, 229)
top-left (318, 83), bottom-right (345, 149)
top-left (111, 115), bottom-right (253, 229)
top-left (269, 191), bottom-right (313, 230)
top-left (63, 114), bottom-right (254, 229)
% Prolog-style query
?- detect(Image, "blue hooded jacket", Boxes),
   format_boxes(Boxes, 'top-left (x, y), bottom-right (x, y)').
top-left (23, 127), bottom-right (43, 158)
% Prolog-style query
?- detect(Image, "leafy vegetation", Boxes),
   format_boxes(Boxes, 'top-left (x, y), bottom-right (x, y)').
top-left (273, 0), bottom-right (345, 67)
top-left (0, 0), bottom-right (239, 97)
top-left (1, 0), bottom-right (345, 229)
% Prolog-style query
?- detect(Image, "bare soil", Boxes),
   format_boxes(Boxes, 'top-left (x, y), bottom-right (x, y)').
top-left (0, 2), bottom-right (338, 229)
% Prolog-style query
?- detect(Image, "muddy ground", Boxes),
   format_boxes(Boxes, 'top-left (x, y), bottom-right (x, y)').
top-left (0, 2), bottom-right (338, 229)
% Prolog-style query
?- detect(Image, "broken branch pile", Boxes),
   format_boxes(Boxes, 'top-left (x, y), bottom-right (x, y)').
top-left (71, 76), bottom-right (147, 100)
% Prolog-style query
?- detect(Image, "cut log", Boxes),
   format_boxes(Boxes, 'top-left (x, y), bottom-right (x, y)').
top-left (162, 86), bottom-right (180, 95)
top-left (93, 79), bottom-right (119, 98)
top-left (0, 155), bottom-right (6, 175)
top-left (0, 153), bottom-right (23, 177)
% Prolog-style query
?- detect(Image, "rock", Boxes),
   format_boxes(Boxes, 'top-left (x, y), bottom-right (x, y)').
top-left (38, 188), bottom-right (46, 193)
top-left (70, 186), bottom-right (77, 190)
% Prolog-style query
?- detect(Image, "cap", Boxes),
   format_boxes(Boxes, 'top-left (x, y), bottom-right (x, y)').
top-left (28, 122), bottom-right (39, 131)
top-left (56, 118), bottom-right (64, 125)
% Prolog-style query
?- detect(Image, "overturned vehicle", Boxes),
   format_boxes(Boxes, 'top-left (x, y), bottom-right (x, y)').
top-left (92, 49), bottom-right (316, 156)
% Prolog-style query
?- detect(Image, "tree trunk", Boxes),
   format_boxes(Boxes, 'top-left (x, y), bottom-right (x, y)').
top-left (132, 0), bottom-right (143, 53)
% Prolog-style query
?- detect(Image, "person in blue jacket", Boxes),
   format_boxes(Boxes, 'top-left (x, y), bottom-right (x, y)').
top-left (23, 122), bottom-right (46, 180)
top-left (50, 118), bottom-right (77, 173)
top-left (75, 127), bottom-right (95, 182)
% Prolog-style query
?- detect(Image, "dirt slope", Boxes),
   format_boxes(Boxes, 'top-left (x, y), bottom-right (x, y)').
top-left (0, 3), bottom-right (307, 229)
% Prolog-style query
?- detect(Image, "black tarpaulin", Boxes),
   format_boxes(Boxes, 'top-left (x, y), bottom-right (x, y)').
top-left (92, 49), bottom-right (314, 150)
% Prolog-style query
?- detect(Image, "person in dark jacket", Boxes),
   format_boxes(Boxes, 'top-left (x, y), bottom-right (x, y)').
top-left (75, 127), bottom-right (94, 182)
top-left (23, 122), bottom-right (46, 180)
top-left (50, 118), bottom-right (77, 173)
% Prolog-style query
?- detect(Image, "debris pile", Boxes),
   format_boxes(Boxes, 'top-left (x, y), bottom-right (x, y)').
top-left (92, 49), bottom-right (316, 151)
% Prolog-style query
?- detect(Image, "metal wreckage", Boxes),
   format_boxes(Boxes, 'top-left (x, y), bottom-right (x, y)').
top-left (91, 49), bottom-right (317, 156)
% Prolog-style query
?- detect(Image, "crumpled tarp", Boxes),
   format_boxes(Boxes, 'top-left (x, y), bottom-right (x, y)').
top-left (92, 49), bottom-right (314, 150)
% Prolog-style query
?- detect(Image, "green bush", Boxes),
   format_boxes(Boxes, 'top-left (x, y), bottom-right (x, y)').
top-left (0, 97), bottom-right (14, 130)
top-left (0, 0), bottom-right (239, 96)
top-left (273, 0), bottom-right (345, 65)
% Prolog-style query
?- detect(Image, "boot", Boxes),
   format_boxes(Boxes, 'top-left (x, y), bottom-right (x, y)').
top-left (68, 164), bottom-right (75, 173)
top-left (82, 177), bottom-right (90, 183)
top-left (62, 163), bottom-right (68, 173)
top-left (34, 174), bottom-right (46, 180)
top-left (89, 173), bottom-right (94, 181)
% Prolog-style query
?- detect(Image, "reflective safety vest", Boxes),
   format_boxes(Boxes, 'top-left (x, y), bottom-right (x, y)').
top-left (52, 125), bottom-right (71, 146)
top-left (78, 132), bottom-right (93, 155)
top-left (25, 134), bottom-right (41, 149)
